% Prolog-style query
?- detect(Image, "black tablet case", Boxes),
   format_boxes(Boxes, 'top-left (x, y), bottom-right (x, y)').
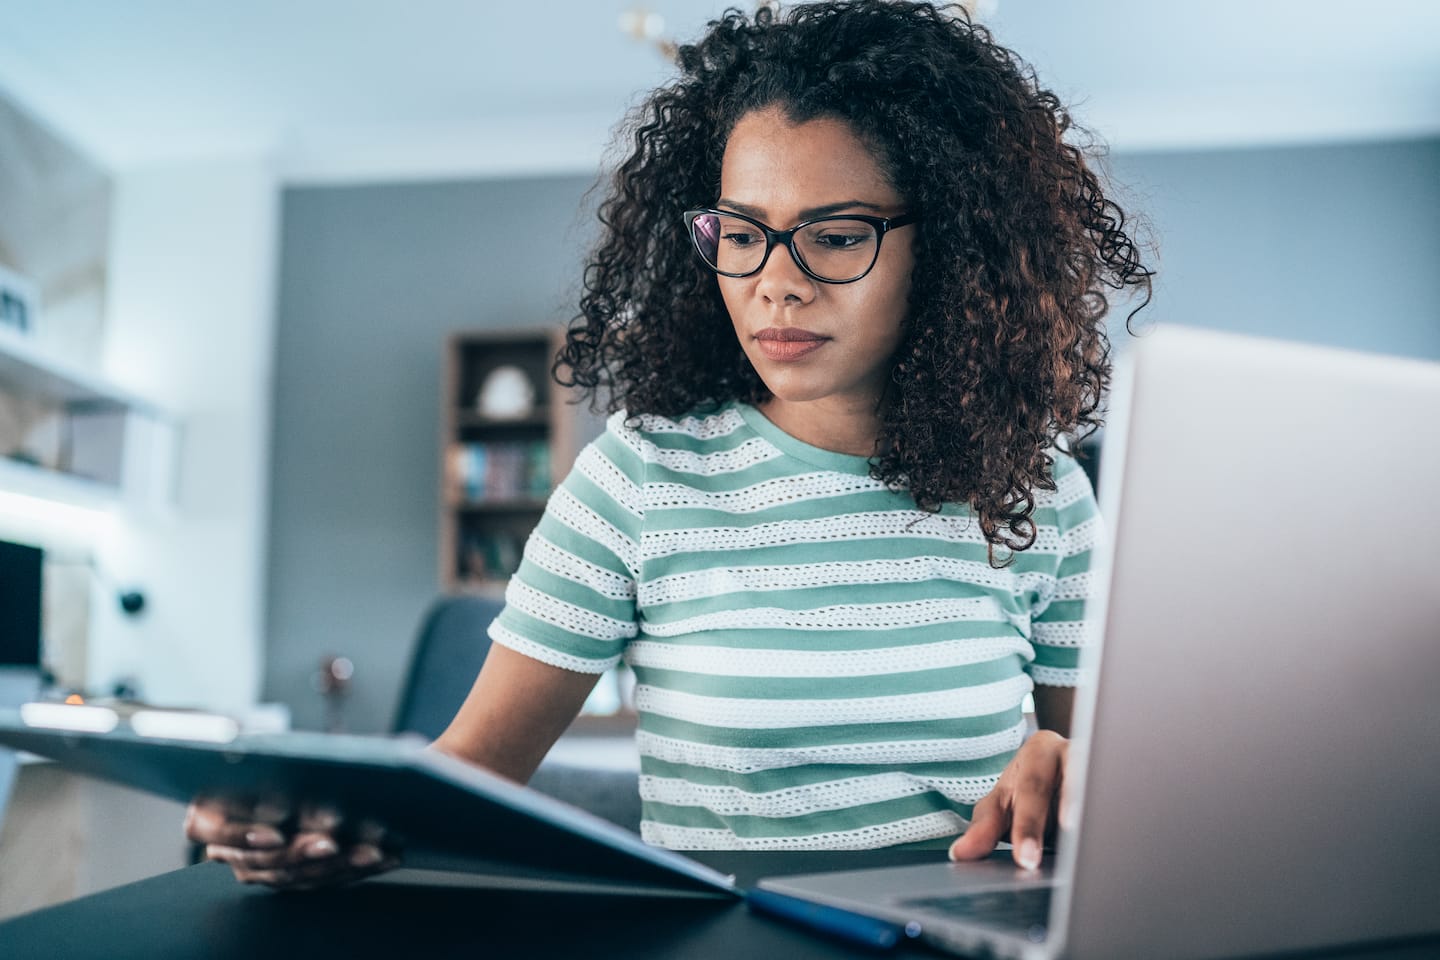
top-left (0, 710), bottom-right (734, 898)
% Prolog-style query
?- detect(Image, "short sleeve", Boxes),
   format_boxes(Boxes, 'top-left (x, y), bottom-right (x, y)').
top-left (488, 413), bottom-right (645, 674)
top-left (1025, 455), bottom-right (1103, 687)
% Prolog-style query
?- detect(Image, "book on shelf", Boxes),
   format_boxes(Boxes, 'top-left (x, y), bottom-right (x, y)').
top-left (459, 530), bottom-right (523, 582)
top-left (446, 440), bottom-right (552, 504)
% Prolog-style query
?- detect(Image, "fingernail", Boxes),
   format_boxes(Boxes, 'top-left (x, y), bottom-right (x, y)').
top-left (350, 844), bottom-right (383, 868)
top-left (245, 826), bottom-right (285, 848)
top-left (304, 837), bottom-right (338, 859)
top-left (947, 842), bottom-right (960, 862)
top-left (1018, 838), bottom-right (1042, 871)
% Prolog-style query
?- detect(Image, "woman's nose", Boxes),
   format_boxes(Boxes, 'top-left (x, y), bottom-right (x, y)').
top-left (755, 242), bottom-right (816, 305)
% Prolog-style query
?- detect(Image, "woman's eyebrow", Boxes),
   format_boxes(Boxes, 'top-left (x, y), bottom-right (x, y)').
top-left (717, 198), bottom-right (887, 220)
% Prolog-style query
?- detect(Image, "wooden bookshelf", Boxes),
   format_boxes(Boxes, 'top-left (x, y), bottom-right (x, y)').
top-left (439, 328), bottom-right (577, 593)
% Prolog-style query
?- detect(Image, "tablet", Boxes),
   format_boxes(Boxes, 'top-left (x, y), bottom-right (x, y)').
top-left (0, 704), bottom-right (735, 897)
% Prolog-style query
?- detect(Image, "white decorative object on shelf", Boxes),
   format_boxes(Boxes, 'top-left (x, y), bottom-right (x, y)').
top-left (477, 365), bottom-right (536, 420)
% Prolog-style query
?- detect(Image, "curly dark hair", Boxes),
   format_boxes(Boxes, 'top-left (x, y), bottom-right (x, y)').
top-left (556, 0), bottom-right (1153, 564)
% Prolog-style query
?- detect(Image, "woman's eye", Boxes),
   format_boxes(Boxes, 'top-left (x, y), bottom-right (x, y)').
top-left (722, 231), bottom-right (762, 247)
top-left (814, 233), bottom-right (869, 249)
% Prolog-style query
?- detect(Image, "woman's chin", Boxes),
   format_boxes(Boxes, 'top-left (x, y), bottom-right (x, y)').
top-left (753, 381), bottom-right (831, 407)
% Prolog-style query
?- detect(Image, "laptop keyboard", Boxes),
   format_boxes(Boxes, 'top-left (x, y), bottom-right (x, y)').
top-left (897, 886), bottom-right (1054, 940)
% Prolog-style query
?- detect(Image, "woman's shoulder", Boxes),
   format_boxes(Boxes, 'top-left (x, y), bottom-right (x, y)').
top-left (1031, 445), bottom-right (1097, 512)
top-left (579, 402), bottom-right (756, 492)
top-left (603, 401), bottom-right (751, 448)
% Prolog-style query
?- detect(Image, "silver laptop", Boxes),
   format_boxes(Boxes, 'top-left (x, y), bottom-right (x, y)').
top-left (759, 324), bottom-right (1440, 959)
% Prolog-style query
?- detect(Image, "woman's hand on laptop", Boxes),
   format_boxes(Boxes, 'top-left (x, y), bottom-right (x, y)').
top-left (184, 796), bottom-right (400, 889)
top-left (947, 730), bottom-right (1070, 871)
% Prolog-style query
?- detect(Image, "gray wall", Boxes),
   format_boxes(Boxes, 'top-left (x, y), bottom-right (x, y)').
top-left (265, 137), bottom-right (1439, 733)
top-left (1110, 137), bottom-right (1439, 359)
top-left (264, 174), bottom-right (600, 732)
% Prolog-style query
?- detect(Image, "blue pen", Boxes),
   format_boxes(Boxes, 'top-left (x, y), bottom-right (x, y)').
top-left (746, 886), bottom-right (920, 950)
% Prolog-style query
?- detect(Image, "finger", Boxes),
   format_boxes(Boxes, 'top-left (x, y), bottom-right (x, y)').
top-left (287, 851), bottom-right (400, 885)
top-left (184, 799), bottom-right (229, 842)
top-left (348, 843), bottom-right (385, 869)
top-left (188, 807), bottom-right (288, 849)
top-left (290, 830), bottom-right (340, 860)
top-left (211, 837), bottom-right (382, 873)
top-left (185, 805), bottom-right (236, 840)
top-left (227, 848), bottom-right (345, 887)
top-left (183, 803), bottom-right (202, 840)
top-left (297, 804), bottom-right (342, 833)
top-left (251, 795), bottom-right (292, 826)
top-left (948, 789), bottom-right (1010, 861)
top-left (189, 796), bottom-right (230, 817)
top-left (236, 853), bottom-right (401, 890)
top-left (1008, 745), bottom-right (1065, 871)
top-left (276, 860), bottom-right (403, 891)
top-left (205, 844), bottom-right (297, 871)
top-left (1058, 760), bottom-right (1076, 832)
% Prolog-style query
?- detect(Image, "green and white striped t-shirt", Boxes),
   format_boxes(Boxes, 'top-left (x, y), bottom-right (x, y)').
top-left (489, 400), bottom-right (1100, 851)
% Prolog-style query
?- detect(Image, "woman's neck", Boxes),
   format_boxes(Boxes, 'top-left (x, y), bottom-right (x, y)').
top-left (755, 396), bottom-right (883, 457)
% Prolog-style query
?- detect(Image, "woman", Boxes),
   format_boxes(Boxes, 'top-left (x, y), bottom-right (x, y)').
top-left (189, 0), bottom-right (1152, 886)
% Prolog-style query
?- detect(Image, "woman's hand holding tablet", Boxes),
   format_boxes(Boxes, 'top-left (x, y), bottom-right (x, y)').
top-left (185, 796), bottom-right (400, 889)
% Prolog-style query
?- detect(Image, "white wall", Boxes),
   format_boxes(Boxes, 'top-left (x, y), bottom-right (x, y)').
top-left (92, 155), bottom-right (279, 714)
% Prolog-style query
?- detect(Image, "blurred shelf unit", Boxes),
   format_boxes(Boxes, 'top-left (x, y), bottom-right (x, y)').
top-left (0, 324), bottom-right (178, 512)
top-left (440, 329), bottom-right (576, 593)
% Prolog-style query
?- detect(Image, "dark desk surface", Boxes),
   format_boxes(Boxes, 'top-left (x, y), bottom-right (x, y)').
top-left (0, 850), bottom-right (933, 960)
top-left (1, 852), bottom-right (1437, 960)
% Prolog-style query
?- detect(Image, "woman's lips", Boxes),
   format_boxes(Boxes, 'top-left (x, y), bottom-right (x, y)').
top-left (754, 328), bottom-right (829, 362)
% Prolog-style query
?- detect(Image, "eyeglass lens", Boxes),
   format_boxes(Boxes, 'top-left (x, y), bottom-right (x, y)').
top-left (689, 212), bottom-right (881, 282)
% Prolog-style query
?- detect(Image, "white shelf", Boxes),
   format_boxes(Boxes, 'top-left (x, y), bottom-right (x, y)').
top-left (0, 324), bottom-right (178, 510)
top-left (0, 456), bottom-right (118, 509)
top-left (0, 327), bottom-right (161, 417)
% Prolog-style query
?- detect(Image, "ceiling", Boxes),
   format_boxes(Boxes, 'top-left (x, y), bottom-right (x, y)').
top-left (0, 0), bottom-right (1437, 182)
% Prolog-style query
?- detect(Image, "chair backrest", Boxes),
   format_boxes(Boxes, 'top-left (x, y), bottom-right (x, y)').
top-left (391, 595), bottom-right (504, 740)
top-left (394, 595), bottom-right (644, 832)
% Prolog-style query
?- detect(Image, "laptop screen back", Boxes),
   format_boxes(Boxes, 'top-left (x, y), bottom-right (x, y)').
top-left (1058, 327), bottom-right (1440, 960)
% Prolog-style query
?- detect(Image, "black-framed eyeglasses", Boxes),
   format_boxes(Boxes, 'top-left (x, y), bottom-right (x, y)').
top-left (683, 208), bottom-right (919, 284)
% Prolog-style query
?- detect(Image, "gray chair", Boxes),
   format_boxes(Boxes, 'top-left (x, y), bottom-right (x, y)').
top-left (393, 596), bottom-right (642, 832)
top-left (392, 597), bottom-right (500, 743)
